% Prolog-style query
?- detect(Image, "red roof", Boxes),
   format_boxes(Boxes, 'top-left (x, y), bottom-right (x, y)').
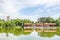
top-left (24, 23), bottom-right (32, 25)
top-left (35, 23), bottom-right (43, 26)
top-left (35, 23), bottom-right (56, 26)
top-left (24, 23), bottom-right (33, 27)
top-left (44, 23), bottom-right (56, 26)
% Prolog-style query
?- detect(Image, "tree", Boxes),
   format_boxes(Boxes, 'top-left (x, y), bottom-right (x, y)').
top-left (11, 19), bottom-right (23, 26)
top-left (46, 17), bottom-right (55, 23)
top-left (0, 19), bottom-right (5, 27)
top-left (37, 17), bottom-right (55, 23)
top-left (56, 18), bottom-right (60, 26)
top-left (37, 17), bottom-right (46, 23)
top-left (23, 19), bottom-right (32, 23)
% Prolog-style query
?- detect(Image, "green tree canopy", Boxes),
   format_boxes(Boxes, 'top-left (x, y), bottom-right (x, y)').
top-left (56, 18), bottom-right (60, 26)
top-left (37, 17), bottom-right (55, 23)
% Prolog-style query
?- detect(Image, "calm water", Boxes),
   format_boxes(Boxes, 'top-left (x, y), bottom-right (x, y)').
top-left (0, 26), bottom-right (60, 40)
top-left (0, 31), bottom-right (60, 40)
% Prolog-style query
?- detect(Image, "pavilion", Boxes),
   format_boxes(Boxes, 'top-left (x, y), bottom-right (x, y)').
top-left (24, 23), bottom-right (33, 32)
top-left (35, 23), bottom-right (56, 32)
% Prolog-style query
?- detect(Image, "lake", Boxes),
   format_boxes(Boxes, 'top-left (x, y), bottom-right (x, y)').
top-left (0, 26), bottom-right (60, 40)
top-left (0, 30), bottom-right (60, 40)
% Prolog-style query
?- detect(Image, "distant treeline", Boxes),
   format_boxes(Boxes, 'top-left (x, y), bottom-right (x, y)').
top-left (0, 17), bottom-right (60, 28)
top-left (0, 18), bottom-right (34, 28)
top-left (37, 17), bottom-right (60, 26)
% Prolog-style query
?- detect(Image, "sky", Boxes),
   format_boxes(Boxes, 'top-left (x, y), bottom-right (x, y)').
top-left (0, 0), bottom-right (60, 22)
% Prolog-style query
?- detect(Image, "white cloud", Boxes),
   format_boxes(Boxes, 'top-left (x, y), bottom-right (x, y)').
top-left (0, 0), bottom-right (20, 19)
top-left (17, 14), bottom-right (42, 22)
top-left (0, 0), bottom-right (60, 21)
top-left (17, 0), bottom-right (60, 6)
top-left (51, 14), bottom-right (60, 19)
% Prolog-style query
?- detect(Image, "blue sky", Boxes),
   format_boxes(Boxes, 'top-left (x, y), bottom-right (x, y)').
top-left (0, 0), bottom-right (60, 21)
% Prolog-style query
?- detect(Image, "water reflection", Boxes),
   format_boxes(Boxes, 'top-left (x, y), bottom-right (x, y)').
top-left (0, 26), bottom-right (60, 40)
top-left (0, 31), bottom-right (60, 40)
top-left (38, 32), bottom-right (56, 38)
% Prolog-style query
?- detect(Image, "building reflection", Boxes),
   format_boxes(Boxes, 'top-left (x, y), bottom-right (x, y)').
top-left (0, 23), bottom-right (60, 38)
top-left (35, 23), bottom-right (56, 32)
